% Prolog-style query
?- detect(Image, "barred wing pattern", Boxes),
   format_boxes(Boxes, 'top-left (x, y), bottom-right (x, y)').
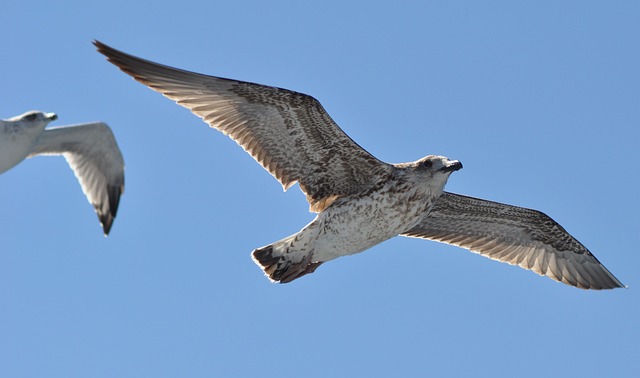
top-left (403, 192), bottom-right (624, 289)
top-left (94, 41), bottom-right (391, 212)
top-left (29, 123), bottom-right (125, 235)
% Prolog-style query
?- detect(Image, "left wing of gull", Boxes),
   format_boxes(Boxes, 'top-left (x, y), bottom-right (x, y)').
top-left (94, 40), bottom-right (392, 213)
top-left (402, 192), bottom-right (624, 290)
top-left (28, 122), bottom-right (125, 235)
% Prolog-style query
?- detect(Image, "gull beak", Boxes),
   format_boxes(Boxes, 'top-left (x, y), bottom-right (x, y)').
top-left (442, 160), bottom-right (463, 173)
top-left (46, 113), bottom-right (58, 121)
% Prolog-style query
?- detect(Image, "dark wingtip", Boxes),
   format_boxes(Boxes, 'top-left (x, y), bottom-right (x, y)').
top-left (100, 214), bottom-right (114, 237)
top-left (606, 276), bottom-right (627, 290)
top-left (93, 40), bottom-right (112, 56)
top-left (93, 39), bottom-right (132, 72)
top-left (108, 184), bottom-right (124, 219)
top-left (92, 39), bottom-right (171, 89)
top-left (93, 39), bottom-right (110, 51)
top-left (98, 184), bottom-right (124, 237)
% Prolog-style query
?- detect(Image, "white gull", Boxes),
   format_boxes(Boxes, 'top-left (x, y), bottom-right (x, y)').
top-left (0, 110), bottom-right (125, 235)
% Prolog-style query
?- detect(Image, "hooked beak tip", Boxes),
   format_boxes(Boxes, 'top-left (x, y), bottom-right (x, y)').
top-left (443, 160), bottom-right (463, 173)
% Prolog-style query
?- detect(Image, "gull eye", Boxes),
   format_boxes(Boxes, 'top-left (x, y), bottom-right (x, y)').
top-left (422, 160), bottom-right (433, 169)
top-left (23, 113), bottom-right (38, 121)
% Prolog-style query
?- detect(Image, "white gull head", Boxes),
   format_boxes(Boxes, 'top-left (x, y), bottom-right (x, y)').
top-left (0, 110), bottom-right (57, 173)
top-left (397, 155), bottom-right (463, 193)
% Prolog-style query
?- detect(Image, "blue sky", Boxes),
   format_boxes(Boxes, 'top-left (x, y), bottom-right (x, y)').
top-left (2, 1), bottom-right (638, 377)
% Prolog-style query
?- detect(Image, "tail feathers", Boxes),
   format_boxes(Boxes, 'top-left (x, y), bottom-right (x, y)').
top-left (252, 243), bottom-right (323, 283)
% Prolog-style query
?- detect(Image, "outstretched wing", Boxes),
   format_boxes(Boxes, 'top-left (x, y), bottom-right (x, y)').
top-left (402, 192), bottom-right (624, 290)
top-left (29, 122), bottom-right (125, 235)
top-left (94, 40), bottom-right (391, 212)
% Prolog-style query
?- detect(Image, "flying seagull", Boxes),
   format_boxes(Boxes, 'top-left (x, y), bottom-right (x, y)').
top-left (0, 110), bottom-right (125, 235)
top-left (94, 40), bottom-right (623, 289)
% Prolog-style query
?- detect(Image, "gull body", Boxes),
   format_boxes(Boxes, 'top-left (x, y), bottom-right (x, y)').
top-left (254, 157), bottom-right (462, 282)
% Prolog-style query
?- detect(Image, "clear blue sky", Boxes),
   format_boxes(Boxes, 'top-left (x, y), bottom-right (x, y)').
top-left (2, 1), bottom-right (638, 377)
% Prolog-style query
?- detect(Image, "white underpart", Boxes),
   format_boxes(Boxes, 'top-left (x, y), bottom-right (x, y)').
top-left (283, 168), bottom-right (454, 264)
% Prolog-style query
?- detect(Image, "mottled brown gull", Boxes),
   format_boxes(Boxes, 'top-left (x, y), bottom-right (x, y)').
top-left (95, 40), bottom-right (623, 289)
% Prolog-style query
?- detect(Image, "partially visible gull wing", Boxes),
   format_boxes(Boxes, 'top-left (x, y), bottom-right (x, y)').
top-left (28, 122), bottom-right (125, 235)
top-left (402, 192), bottom-right (625, 290)
top-left (94, 40), bottom-right (391, 212)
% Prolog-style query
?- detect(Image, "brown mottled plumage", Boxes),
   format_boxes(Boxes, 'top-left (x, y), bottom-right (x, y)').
top-left (94, 40), bottom-right (623, 289)
top-left (404, 193), bottom-right (622, 289)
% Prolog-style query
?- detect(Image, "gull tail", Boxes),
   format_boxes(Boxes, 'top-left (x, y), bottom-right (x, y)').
top-left (252, 235), bottom-right (323, 283)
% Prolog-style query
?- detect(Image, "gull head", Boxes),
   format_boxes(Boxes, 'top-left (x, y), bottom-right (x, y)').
top-left (8, 110), bottom-right (58, 126)
top-left (5, 111), bottom-right (58, 138)
top-left (2, 110), bottom-right (57, 138)
top-left (396, 155), bottom-right (463, 193)
top-left (0, 111), bottom-right (58, 174)
top-left (411, 155), bottom-right (463, 175)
